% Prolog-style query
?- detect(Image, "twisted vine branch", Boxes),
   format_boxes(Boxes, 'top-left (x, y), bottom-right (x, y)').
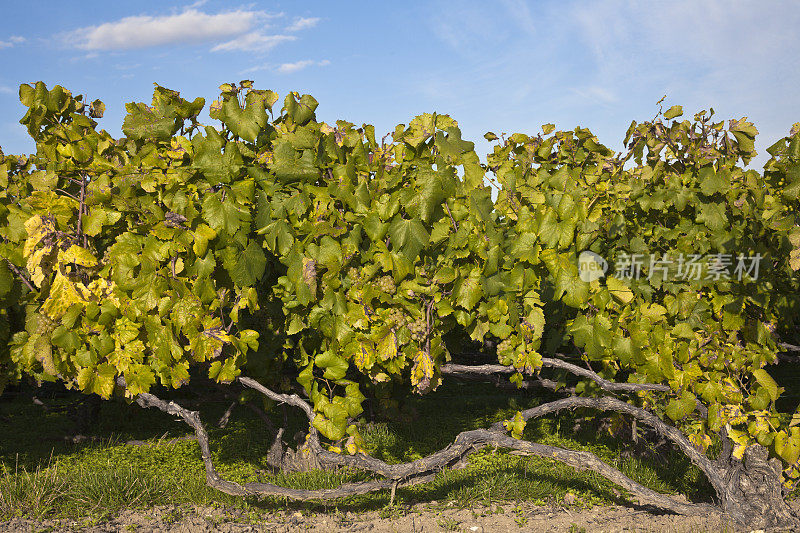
top-left (441, 357), bottom-right (709, 417)
top-left (119, 364), bottom-right (724, 516)
top-left (542, 357), bottom-right (671, 393)
top-left (441, 357), bottom-right (672, 394)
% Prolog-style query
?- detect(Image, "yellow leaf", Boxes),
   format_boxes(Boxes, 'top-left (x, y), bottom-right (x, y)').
top-left (76, 366), bottom-right (93, 392)
top-left (77, 363), bottom-right (117, 399)
top-left (688, 432), bottom-right (712, 451)
top-left (41, 271), bottom-right (91, 318)
top-left (606, 276), bottom-right (634, 304)
top-left (23, 215), bottom-right (54, 257)
top-left (345, 434), bottom-right (365, 455)
top-left (169, 362), bottom-right (190, 388)
top-left (108, 339), bottom-right (145, 373)
top-left (112, 317), bottom-right (140, 345)
top-left (503, 411), bottom-right (527, 439)
top-left (515, 349), bottom-right (542, 374)
top-left (369, 370), bottom-right (391, 383)
top-left (87, 279), bottom-right (120, 305)
top-left (791, 248), bottom-right (800, 271)
top-left (377, 331), bottom-right (398, 361)
top-left (354, 342), bottom-right (374, 370)
top-left (60, 245), bottom-right (97, 267)
top-left (411, 349), bottom-right (438, 393)
top-left (192, 224), bottom-right (217, 257)
top-left (732, 443), bottom-right (747, 460)
top-left (641, 303), bottom-right (667, 322)
top-left (26, 247), bottom-right (48, 287)
top-left (93, 363), bottom-right (117, 398)
top-left (33, 334), bottom-right (56, 375)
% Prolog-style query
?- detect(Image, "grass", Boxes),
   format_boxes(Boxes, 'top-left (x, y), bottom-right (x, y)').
top-left (0, 379), bottom-right (714, 522)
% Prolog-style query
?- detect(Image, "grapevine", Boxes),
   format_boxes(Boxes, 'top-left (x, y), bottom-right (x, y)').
top-left (1, 82), bottom-right (800, 528)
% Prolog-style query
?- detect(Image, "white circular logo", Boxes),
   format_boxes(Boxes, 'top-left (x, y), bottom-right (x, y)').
top-left (578, 251), bottom-right (608, 282)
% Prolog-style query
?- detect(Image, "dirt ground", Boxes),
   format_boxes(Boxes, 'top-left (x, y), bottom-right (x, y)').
top-left (2, 496), bottom-right (789, 533)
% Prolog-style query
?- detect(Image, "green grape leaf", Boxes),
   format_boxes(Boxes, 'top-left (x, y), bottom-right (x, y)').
top-left (83, 208), bottom-right (122, 237)
top-left (313, 413), bottom-right (347, 441)
top-left (698, 166), bottom-right (730, 196)
top-left (283, 93), bottom-right (318, 125)
top-left (122, 102), bottom-right (179, 141)
top-left (208, 357), bottom-right (241, 384)
top-left (77, 363), bottom-right (117, 399)
top-left (696, 202), bottom-right (728, 232)
top-left (270, 140), bottom-right (318, 183)
top-left (230, 241), bottom-right (266, 287)
top-left (665, 391), bottom-right (697, 422)
top-left (752, 368), bottom-right (781, 402)
top-left (315, 350), bottom-right (349, 380)
top-left (124, 364), bottom-right (156, 396)
top-left (663, 105), bottom-right (683, 120)
top-left (415, 167), bottom-right (456, 223)
top-left (0, 261), bottom-right (12, 296)
top-left (503, 411), bottom-right (527, 439)
top-left (201, 193), bottom-right (242, 235)
top-left (388, 217), bottom-right (430, 261)
top-left (454, 268), bottom-right (483, 311)
top-left (217, 95), bottom-right (265, 142)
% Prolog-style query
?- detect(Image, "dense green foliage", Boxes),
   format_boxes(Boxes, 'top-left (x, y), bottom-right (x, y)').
top-left (1, 82), bottom-right (799, 488)
top-left (489, 107), bottom-right (800, 465)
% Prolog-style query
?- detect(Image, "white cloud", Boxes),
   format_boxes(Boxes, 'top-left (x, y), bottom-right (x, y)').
top-left (0, 35), bottom-right (25, 49)
top-left (567, 0), bottom-right (800, 165)
top-left (276, 59), bottom-right (329, 74)
top-left (67, 8), bottom-right (277, 50)
top-left (429, 1), bottom-right (535, 52)
top-left (211, 32), bottom-right (295, 52)
top-left (417, 0), bottom-right (800, 171)
top-left (570, 86), bottom-right (618, 104)
top-left (568, 0), bottom-right (800, 90)
top-left (240, 59), bottom-right (329, 75)
top-left (430, 4), bottom-right (498, 51)
top-left (278, 60), bottom-right (313, 73)
top-left (500, 0), bottom-right (535, 34)
top-left (240, 64), bottom-right (269, 74)
top-left (286, 17), bottom-right (320, 32)
top-left (0, 86), bottom-right (13, 94)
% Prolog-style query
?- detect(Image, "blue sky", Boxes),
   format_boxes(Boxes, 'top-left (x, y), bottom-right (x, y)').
top-left (1, 0), bottom-right (799, 169)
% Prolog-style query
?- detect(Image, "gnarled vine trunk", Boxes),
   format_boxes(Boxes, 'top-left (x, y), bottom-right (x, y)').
top-left (121, 371), bottom-right (800, 530)
top-left (715, 439), bottom-right (797, 529)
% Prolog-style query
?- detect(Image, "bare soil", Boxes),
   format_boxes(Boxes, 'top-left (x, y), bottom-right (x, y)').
top-left (4, 496), bottom-right (793, 533)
